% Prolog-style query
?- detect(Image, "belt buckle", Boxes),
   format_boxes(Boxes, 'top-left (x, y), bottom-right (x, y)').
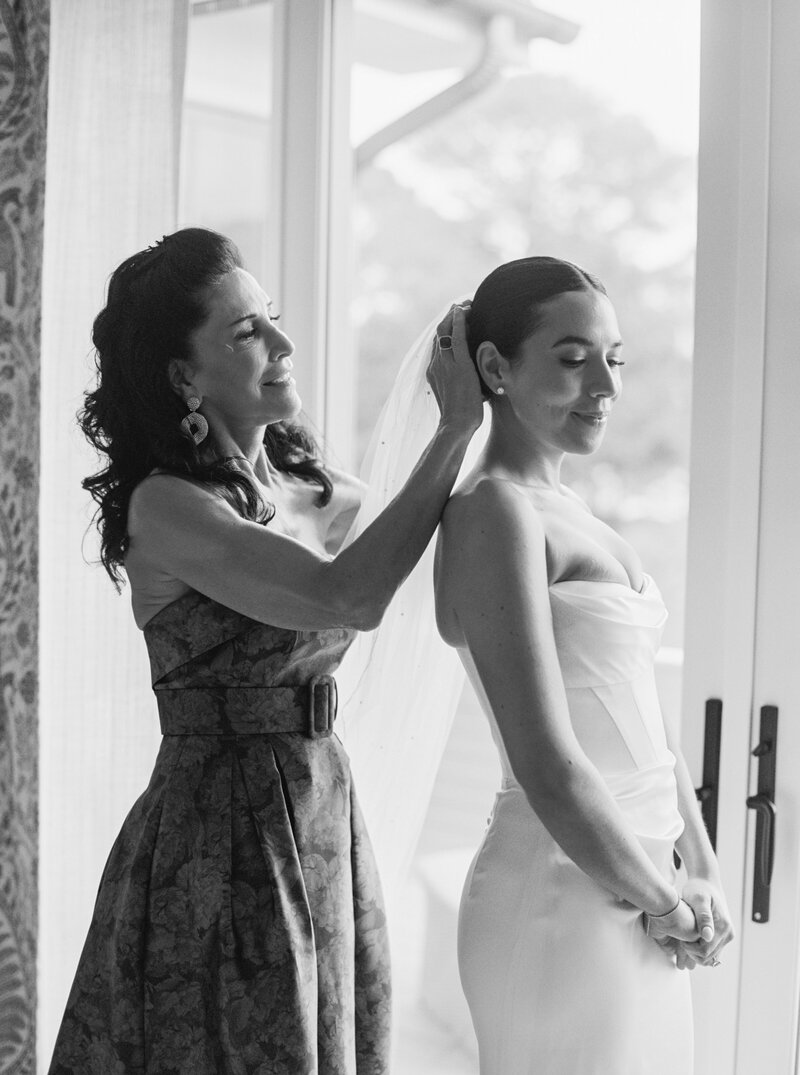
top-left (308, 674), bottom-right (337, 739)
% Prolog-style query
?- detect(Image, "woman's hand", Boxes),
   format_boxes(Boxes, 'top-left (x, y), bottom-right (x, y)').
top-left (648, 880), bottom-right (734, 969)
top-left (674, 878), bottom-right (735, 968)
top-left (644, 898), bottom-right (700, 945)
top-left (427, 303), bottom-right (483, 435)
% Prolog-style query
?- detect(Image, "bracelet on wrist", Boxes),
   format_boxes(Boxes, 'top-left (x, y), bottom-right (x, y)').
top-left (642, 896), bottom-right (681, 937)
top-left (648, 896), bottom-right (681, 919)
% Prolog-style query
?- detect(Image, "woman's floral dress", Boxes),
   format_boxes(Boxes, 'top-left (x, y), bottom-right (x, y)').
top-left (48, 591), bottom-right (391, 1074)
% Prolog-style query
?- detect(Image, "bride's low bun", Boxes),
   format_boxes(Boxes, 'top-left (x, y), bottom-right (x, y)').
top-left (467, 256), bottom-right (607, 395)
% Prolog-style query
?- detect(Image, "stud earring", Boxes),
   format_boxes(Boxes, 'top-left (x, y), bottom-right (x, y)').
top-left (496, 386), bottom-right (505, 396)
top-left (181, 396), bottom-right (208, 444)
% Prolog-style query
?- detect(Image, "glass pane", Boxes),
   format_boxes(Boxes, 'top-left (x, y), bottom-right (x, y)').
top-left (181, 0), bottom-right (275, 283)
top-left (348, 2), bottom-right (699, 1070)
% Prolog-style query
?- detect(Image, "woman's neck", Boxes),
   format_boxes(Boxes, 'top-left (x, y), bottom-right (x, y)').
top-left (481, 422), bottom-right (564, 491)
top-left (209, 426), bottom-right (278, 488)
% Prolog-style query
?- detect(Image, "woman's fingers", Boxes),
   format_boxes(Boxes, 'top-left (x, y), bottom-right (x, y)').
top-left (682, 886), bottom-right (715, 943)
top-left (670, 950), bottom-right (696, 976)
top-left (651, 935), bottom-right (698, 971)
top-left (675, 883), bottom-right (735, 968)
top-left (434, 302), bottom-right (459, 342)
top-left (426, 304), bottom-right (482, 432)
top-left (696, 906), bottom-right (715, 944)
top-left (434, 302), bottom-right (471, 350)
top-left (450, 303), bottom-right (468, 350)
top-left (681, 936), bottom-right (728, 966)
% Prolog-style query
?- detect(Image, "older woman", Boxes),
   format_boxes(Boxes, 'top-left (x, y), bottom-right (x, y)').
top-left (48, 227), bottom-right (481, 1075)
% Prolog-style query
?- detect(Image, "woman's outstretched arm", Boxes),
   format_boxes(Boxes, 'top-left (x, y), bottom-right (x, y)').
top-left (128, 307), bottom-right (483, 631)
top-left (436, 476), bottom-right (698, 936)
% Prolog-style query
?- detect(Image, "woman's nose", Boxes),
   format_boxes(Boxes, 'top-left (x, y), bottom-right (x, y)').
top-left (262, 319), bottom-right (294, 359)
top-left (588, 360), bottom-right (619, 397)
top-left (590, 382), bottom-right (614, 398)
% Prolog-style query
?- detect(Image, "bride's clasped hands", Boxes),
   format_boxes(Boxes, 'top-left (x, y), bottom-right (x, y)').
top-left (647, 877), bottom-right (734, 970)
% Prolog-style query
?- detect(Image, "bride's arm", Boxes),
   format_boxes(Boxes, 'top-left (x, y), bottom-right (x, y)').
top-left (437, 478), bottom-right (697, 933)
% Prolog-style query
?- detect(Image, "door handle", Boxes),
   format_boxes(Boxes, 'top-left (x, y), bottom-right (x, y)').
top-left (745, 793), bottom-right (775, 888)
top-left (695, 698), bottom-right (722, 850)
top-left (745, 705), bottom-right (778, 923)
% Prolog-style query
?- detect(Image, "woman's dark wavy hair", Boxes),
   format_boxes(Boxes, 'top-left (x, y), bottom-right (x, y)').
top-left (467, 256), bottom-right (607, 398)
top-left (81, 226), bottom-right (332, 588)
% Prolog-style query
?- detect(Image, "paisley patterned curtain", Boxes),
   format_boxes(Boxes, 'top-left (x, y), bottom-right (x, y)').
top-left (0, 1), bottom-right (48, 1072)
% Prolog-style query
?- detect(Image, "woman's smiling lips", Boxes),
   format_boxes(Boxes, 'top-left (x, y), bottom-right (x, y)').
top-left (263, 365), bottom-right (294, 387)
top-left (572, 410), bottom-right (610, 426)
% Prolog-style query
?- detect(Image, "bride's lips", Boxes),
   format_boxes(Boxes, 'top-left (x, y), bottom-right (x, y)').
top-left (572, 410), bottom-right (610, 426)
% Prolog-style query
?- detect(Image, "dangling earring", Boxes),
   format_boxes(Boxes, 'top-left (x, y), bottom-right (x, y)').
top-left (496, 386), bottom-right (506, 396)
top-left (181, 396), bottom-right (208, 444)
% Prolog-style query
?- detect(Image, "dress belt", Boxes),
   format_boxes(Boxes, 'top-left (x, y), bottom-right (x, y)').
top-left (154, 673), bottom-right (338, 739)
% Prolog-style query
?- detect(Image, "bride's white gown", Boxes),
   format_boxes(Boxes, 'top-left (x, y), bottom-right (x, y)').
top-left (458, 576), bottom-right (694, 1075)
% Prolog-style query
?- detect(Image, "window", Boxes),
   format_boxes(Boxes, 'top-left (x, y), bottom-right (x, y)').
top-left (181, 0), bottom-right (277, 283)
top-left (346, 3), bottom-right (699, 1068)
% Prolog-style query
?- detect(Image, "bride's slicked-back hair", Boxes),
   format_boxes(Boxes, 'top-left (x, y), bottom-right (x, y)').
top-left (81, 226), bottom-right (332, 588)
top-left (467, 256), bottom-right (607, 398)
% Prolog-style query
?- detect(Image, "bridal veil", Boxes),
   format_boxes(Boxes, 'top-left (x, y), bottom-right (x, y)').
top-left (337, 310), bottom-right (489, 905)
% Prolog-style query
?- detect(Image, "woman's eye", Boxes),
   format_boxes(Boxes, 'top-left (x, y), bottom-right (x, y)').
top-left (608, 358), bottom-right (626, 367)
top-left (235, 327), bottom-right (256, 341)
top-left (268, 312), bottom-right (281, 323)
top-left (560, 357), bottom-right (585, 368)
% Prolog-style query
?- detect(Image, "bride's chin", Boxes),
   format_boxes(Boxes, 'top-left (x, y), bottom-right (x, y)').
top-left (569, 434), bottom-right (605, 456)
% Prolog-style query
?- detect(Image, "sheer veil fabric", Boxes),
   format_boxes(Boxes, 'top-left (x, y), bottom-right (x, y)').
top-left (337, 311), bottom-right (489, 905)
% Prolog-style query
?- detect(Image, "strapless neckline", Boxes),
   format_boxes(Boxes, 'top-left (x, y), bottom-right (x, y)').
top-left (140, 587), bottom-right (202, 631)
top-left (549, 573), bottom-right (651, 597)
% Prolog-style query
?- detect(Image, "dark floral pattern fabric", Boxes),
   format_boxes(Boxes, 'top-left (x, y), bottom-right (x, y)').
top-left (48, 593), bottom-right (391, 1074)
top-left (0, 2), bottom-right (49, 1073)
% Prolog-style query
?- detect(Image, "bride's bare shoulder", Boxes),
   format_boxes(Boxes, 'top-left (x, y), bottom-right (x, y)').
top-left (435, 476), bottom-right (548, 644)
top-left (443, 474), bottom-right (543, 532)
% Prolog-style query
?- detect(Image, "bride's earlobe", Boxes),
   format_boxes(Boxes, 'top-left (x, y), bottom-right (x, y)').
top-left (476, 340), bottom-right (507, 397)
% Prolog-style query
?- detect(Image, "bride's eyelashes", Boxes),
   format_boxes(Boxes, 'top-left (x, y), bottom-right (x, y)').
top-left (558, 356), bottom-right (626, 369)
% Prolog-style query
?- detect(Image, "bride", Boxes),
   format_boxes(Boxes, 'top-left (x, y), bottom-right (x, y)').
top-left (425, 258), bottom-right (734, 1073)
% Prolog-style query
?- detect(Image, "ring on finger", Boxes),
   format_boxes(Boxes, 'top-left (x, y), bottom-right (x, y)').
top-left (710, 958), bottom-right (722, 967)
top-left (437, 334), bottom-right (454, 350)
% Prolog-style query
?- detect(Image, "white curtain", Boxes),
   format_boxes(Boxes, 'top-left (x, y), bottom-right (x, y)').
top-left (39, 1), bottom-right (188, 1064)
